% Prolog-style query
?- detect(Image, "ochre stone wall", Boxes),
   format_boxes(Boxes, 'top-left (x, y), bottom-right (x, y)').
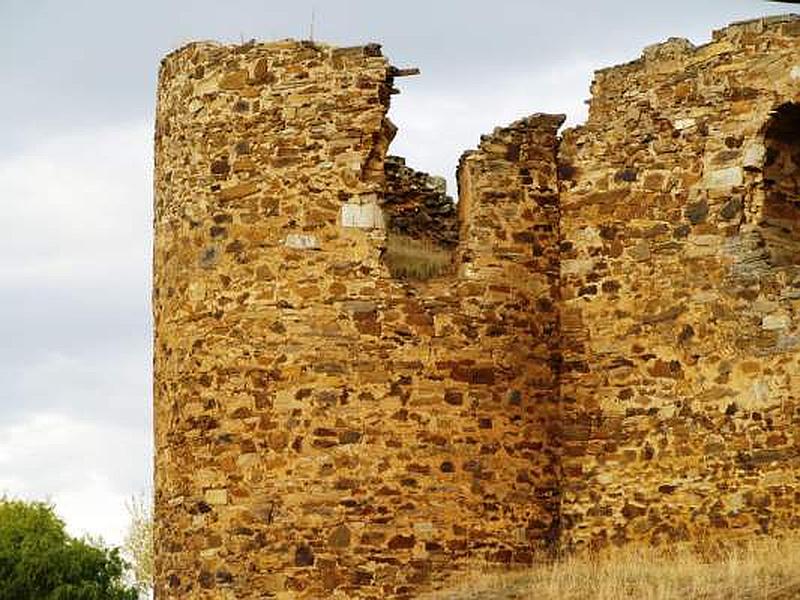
top-left (558, 15), bottom-right (800, 547)
top-left (154, 41), bottom-right (561, 599)
top-left (153, 40), bottom-right (394, 598)
top-left (455, 114), bottom-right (563, 461)
top-left (383, 156), bottom-right (458, 248)
top-left (153, 15), bottom-right (800, 599)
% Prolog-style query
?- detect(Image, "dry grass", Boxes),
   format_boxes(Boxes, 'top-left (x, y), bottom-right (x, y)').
top-left (384, 233), bottom-right (454, 280)
top-left (423, 535), bottom-right (800, 600)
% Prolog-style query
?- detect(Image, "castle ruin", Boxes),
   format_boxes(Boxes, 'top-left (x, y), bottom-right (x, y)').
top-left (153, 15), bottom-right (800, 598)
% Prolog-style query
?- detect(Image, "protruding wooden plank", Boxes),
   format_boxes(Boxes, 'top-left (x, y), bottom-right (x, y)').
top-left (390, 67), bottom-right (421, 77)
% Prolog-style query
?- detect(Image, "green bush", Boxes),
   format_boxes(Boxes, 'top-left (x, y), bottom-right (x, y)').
top-left (0, 497), bottom-right (138, 600)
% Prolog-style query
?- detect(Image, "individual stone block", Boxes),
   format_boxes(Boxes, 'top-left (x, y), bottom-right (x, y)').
top-left (204, 489), bottom-right (228, 505)
top-left (340, 194), bottom-right (385, 229)
top-left (743, 142), bottom-right (766, 168)
top-left (283, 233), bottom-right (321, 250)
top-left (673, 117), bottom-right (696, 131)
top-left (762, 314), bottom-right (791, 331)
top-left (705, 166), bottom-right (743, 189)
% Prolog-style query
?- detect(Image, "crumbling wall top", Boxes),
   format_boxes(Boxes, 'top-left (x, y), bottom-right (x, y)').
top-left (161, 38), bottom-right (385, 65)
top-left (713, 13), bottom-right (800, 41)
top-left (584, 14), bottom-right (800, 130)
top-left (593, 14), bottom-right (799, 80)
top-left (458, 113), bottom-right (566, 172)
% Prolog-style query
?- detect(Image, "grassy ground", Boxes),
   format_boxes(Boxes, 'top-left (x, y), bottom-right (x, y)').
top-left (422, 535), bottom-right (800, 600)
top-left (384, 234), bottom-right (454, 280)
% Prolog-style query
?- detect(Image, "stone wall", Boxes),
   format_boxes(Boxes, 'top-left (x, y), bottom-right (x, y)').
top-left (384, 156), bottom-right (458, 248)
top-left (558, 15), bottom-right (800, 547)
top-left (153, 39), bottom-right (394, 599)
top-left (153, 15), bottom-right (800, 599)
top-left (153, 40), bottom-right (562, 599)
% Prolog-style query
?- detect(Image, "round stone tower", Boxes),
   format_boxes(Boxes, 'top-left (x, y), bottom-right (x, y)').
top-left (153, 39), bottom-right (562, 599)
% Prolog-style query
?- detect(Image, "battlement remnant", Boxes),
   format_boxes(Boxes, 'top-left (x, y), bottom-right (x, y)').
top-left (154, 16), bottom-right (800, 598)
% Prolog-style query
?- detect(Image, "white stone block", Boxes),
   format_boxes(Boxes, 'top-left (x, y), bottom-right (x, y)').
top-left (762, 314), bottom-right (791, 331)
top-left (284, 234), bottom-right (320, 250)
top-left (791, 65), bottom-right (800, 81)
top-left (705, 166), bottom-right (743, 189)
top-left (743, 142), bottom-right (765, 168)
top-left (752, 380), bottom-right (769, 404)
top-left (340, 196), bottom-right (385, 230)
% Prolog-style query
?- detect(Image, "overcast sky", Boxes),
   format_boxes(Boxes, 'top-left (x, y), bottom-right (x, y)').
top-left (0, 0), bottom-right (790, 547)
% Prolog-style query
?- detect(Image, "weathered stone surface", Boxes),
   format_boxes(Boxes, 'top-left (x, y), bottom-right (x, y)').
top-left (559, 15), bottom-right (800, 551)
top-left (762, 314), bottom-right (791, 331)
top-left (705, 166), bottom-right (744, 189)
top-left (383, 156), bottom-right (458, 247)
top-left (155, 39), bottom-right (560, 599)
top-left (340, 195), bottom-right (385, 229)
top-left (204, 489), bottom-right (228, 506)
top-left (283, 234), bottom-right (321, 250)
top-left (154, 16), bottom-right (800, 599)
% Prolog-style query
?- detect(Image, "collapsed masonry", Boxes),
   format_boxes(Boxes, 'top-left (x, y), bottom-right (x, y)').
top-left (153, 15), bottom-right (800, 599)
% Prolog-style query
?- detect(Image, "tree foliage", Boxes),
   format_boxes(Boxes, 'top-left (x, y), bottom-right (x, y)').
top-left (0, 497), bottom-right (138, 600)
top-left (121, 493), bottom-right (153, 594)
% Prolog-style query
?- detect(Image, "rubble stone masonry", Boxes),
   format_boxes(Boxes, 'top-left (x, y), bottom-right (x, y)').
top-left (558, 14), bottom-right (800, 547)
top-left (153, 15), bottom-right (800, 598)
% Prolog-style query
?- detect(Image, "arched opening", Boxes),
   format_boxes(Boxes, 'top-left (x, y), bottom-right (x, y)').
top-left (761, 102), bottom-right (800, 266)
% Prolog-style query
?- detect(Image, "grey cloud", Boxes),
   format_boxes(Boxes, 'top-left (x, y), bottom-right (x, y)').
top-left (0, 1), bottom-right (782, 155)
